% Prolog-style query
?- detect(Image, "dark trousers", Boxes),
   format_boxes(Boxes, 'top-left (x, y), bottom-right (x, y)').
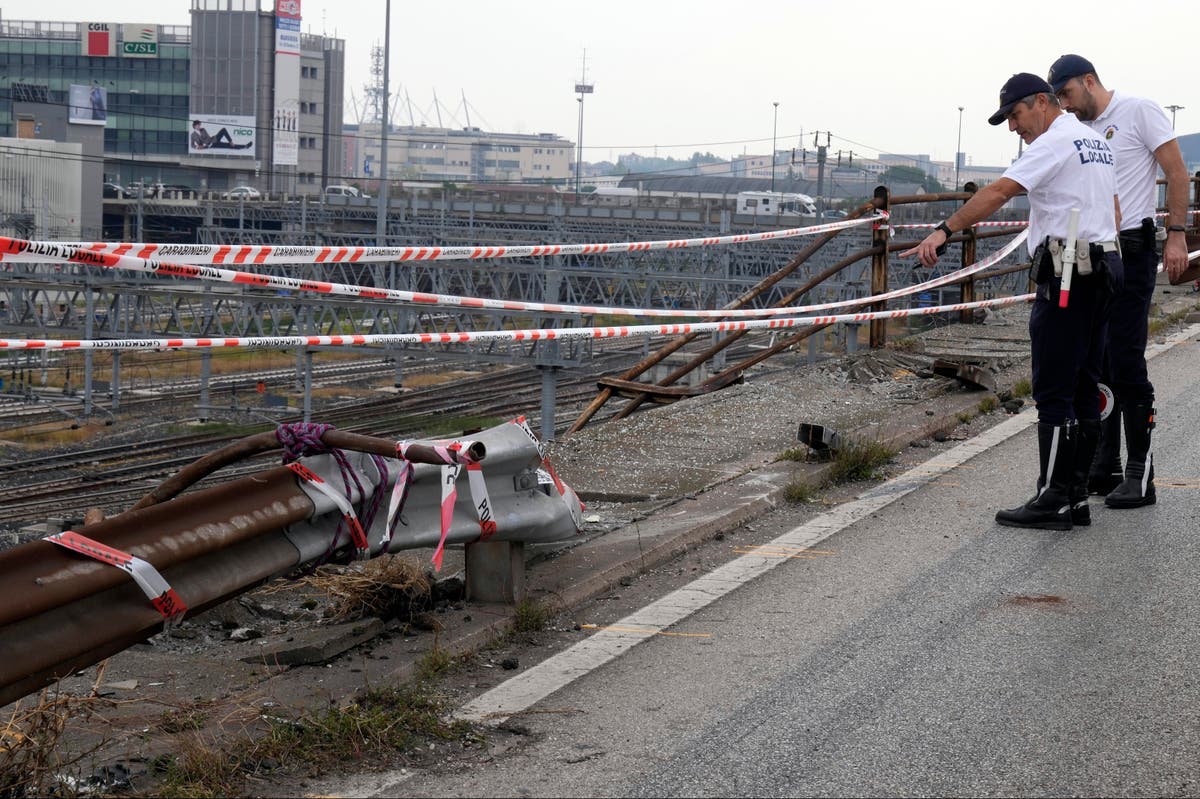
top-left (1030, 252), bottom-right (1122, 424)
top-left (1103, 223), bottom-right (1157, 406)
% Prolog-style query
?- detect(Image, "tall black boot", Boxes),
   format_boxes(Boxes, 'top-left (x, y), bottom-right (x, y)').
top-left (996, 422), bottom-right (1075, 531)
top-left (1087, 405), bottom-right (1123, 495)
top-left (1105, 404), bottom-right (1156, 509)
top-left (1071, 419), bottom-right (1100, 526)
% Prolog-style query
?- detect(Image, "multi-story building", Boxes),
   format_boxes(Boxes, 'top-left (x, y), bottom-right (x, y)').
top-left (343, 123), bottom-right (573, 186)
top-left (0, 0), bottom-right (344, 233)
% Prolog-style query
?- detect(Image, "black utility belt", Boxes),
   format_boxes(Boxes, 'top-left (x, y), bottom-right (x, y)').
top-left (1119, 218), bottom-right (1157, 249)
top-left (1031, 237), bottom-right (1115, 284)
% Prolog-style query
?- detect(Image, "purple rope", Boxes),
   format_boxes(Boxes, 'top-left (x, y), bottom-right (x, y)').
top-left (276, 423), bottom-right (391, 563)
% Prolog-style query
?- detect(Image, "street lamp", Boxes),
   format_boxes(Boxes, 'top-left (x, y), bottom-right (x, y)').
top-left (771, 101), bottom-right (779, 192)
top-left (574, 51), bottom-right (594, 199)
top-left (955, 105), bottom-right (964, 191)
top-left (1166, 104), bottom-right (1184, 130)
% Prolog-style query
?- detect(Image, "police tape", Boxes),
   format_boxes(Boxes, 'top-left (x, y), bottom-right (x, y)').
top-left (45, 530), bottom-right (188, 626)
top-left (884, 221), bottom-right (1031, 230)
top-left (0, 229), bottom-right (1028, 324)
top-left (0, 291), bottom-right (1040, 352)
top-left (0, 214), bottom-right (880, 267)
top-left (288, 461), bottom-right (370, 559)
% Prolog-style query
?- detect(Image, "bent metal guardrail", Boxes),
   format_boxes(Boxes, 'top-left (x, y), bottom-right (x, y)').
top-left (0, 417), bottom-right (583, 707)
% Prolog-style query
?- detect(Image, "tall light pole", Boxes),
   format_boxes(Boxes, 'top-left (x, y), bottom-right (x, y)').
top-left (955, 105), bottom-right (963, 191)
top-left (1166, 104), bottom-right (1184, 130)
top-left (375, 0), bottom-right (390, 247)
top-left (771, 101), bottom-right (779, 192)
top-left (574, 50), bottom-right (593, 199)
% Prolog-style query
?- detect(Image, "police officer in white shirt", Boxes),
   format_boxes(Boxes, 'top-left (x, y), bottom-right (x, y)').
top-left (1048, 54), bottom-right (1189, 510)
top-left (903, 73), bottom-right (1122, 530)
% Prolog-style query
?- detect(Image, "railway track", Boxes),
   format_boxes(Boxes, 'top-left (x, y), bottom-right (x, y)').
top-left (0, 340), bottom-right (709, 534)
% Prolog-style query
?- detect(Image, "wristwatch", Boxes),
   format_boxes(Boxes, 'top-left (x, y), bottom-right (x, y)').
top-left (1167, 225), bottom-right (1186, 234)
top-left (935, 221), bottom-right (954, 238)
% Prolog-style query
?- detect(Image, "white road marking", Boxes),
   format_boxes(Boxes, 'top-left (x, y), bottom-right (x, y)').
top-left (456, 322), bottom-right (1200, 724)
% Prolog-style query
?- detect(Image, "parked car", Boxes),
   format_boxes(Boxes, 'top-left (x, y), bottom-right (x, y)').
top-left (323, 184), bottom-right (369, 200)
top-left (102, 181), bottom-right (125, 198)
top-left (223, 186), bottom-right (261, 200)
top-left (126, 181), bottom-right (166, 199)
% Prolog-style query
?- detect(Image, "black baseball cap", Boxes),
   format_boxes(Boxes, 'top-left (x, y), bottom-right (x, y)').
top-left (988, 73), bottom-right (1055, 126)
top-left (1047, 54), bottom-right (1097, 92)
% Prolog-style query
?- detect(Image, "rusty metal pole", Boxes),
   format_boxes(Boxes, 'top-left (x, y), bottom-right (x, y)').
top-left (959, 183), bottom-right (979, 323)
top-left (611, 245), bottom-right (881, 420)
top-left (869, 186), bottom-right (890, 348)
top-left (567, 222), bottom-right (854, 434)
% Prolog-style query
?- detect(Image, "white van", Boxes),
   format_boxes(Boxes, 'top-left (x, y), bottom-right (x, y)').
top-left (323, 184), bottom-right (367, 199)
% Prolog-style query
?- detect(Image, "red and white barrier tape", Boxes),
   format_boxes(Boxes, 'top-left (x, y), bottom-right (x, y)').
top-left (884, 220), bottom-right (1030, 230)
top-left (288, 461), bottom-right (370, 559)
top-left (887, 209), bottom-right (1200, 231)
top-left (0, 292), bottom-right (1050, 352)
top-left (0, 227), bottom-right (1025, 325)
top-left (1, 215), bottom-right (879, 267)
top-left (513, 416), bottom-right (585, 529)
top-left (387, 439), bottom-right (488, 571)
top-left (434, 463), bottom-right (461, 572)
top-left (46, 530), bottom-right (187, 626)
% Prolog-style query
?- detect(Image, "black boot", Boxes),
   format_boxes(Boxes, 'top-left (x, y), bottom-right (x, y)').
top-left (1087, 406), bottom-right (1123, 495)
top-left (1071, 419), bottom-right (1101, 526)
top-left (1105, 404), bottom-right (1157, 509)
top-left (996, 422), bottom-right (1075, 531)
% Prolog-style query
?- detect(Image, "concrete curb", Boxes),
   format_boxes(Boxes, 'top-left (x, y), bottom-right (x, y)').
top-left (379, 385), bottom-right (997, 680)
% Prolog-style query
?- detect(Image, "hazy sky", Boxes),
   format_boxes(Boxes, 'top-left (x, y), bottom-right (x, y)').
top-left (6, 0), bottom-right (1196, 169)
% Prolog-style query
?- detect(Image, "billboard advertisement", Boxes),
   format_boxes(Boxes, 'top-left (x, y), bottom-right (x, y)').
top-left (121, 24), bottom-right (158, 58)
top-left (81, 22), bottom-right (116, 57)
top-left (272, 0), bottom-right (302, 167)
top-left (68, 84), bottom-right (107, 125)
top-left (188, 115), bottom-right (256, 156)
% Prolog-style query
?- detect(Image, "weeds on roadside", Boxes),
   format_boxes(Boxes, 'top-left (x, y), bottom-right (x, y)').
top-left (783, 479), bottom-right (816, 504)
top-left (1, 691), bottom-right (105, 798)
top-left (149, 683), bottom-right (472, 797)
top-left (157, 702), bottom-right (213, 735)
top-left (777, 447), bottom-right (808, 463)
top-left (512, 598), bottom-right (552, 634)
top-left (1148, 306), bottom-right (1193, 337)
top-left (1012, 377), bottom-right (1033, 398)
top-left (978, 396), bottom-right (999, 414)
top-left (415, 641), bottom-right (458, 681)
top-left (825, 438), bottom-right (898, 484)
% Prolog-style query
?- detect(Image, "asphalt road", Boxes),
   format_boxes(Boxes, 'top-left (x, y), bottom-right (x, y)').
top-left (337, 324), bottom-right (1200, 798)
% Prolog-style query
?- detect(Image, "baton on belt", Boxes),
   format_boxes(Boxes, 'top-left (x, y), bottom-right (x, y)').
top-left (1058, 208), bottom-right (1080, 308)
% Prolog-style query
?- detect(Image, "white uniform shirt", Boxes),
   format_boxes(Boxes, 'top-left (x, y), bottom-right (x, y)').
top-left (1085, 91), bottom-right (1176, 231)
top-left (1004, 112), bottom-right (1118, 256)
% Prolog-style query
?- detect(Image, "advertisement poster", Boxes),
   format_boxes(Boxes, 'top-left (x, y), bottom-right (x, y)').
top-left (68, 84), bottom-right (107, 125)
top-left (272, 0), bottom-right (301, 167)
top-left (187, 115), bottom-right (256, 156)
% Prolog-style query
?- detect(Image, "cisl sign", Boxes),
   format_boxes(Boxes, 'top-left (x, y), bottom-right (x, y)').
top-left (121, 24), bottom-right (159, 58)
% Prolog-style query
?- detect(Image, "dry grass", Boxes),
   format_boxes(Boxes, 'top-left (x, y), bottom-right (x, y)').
top-left (281, 555), bottom-right (433, 623)
top-left (1, 690), bottom-right (105, 797)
